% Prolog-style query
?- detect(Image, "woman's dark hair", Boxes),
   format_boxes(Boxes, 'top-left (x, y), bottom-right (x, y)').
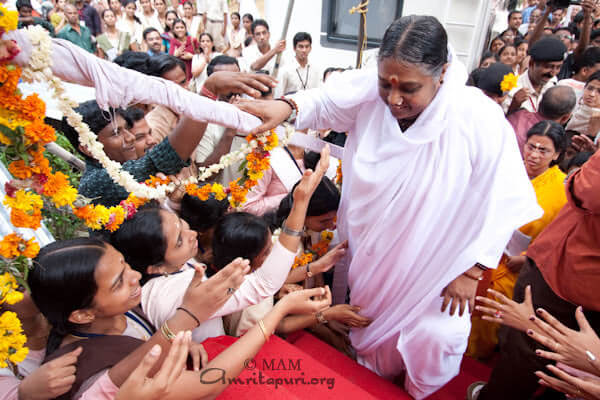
top-left (114, 51), bottom-right (152, 74)
top-left (148, 53), bottom-right (186, 77)
top-left (164, 10), bottom-right (178, 32)
top-left (526, 120), bottom-right (567, 166)
top-left (567, 151), bottom-right (593, 171)
top-left (586, 70), bottom-right (600, 85)
top-left (212, 212), bottom-right (270, 271)
top-left (122, 0), bottom-right (141, 24)
top-left (231, 11), bottom-right (240, 19)
top-left (62, 100), bottom-right (125, 157)
top-left (182, 0), bottom-right (194, 8)
top-left (242, 13), bottom-right (254, 22)
top-left (101, 8), bottom-right (115, 19)
top-left (109, 203), bottom-right (166, 281)
top-left (378, 15), bottom-right (448, 78)
top-left (323, 66), bottom-right (346, 81)
top-left (28, 238), bottom-right (107, 355)
top-left (498, 44), bottom-right (516, 60)
top-left (265, 177), bottom-right (341, 231)
top-left (171, 18), bottom-right (188, 38)
top-left (199, 32), bottom-right (216, 53)
top-left (489, 36), bottom-right (505, 51)
top-left (180, 193), bottom-right (229, 233)
top-left (244, 36), bottom-right (253, 47)
top-left (478, 50), bottom-right (498, 67)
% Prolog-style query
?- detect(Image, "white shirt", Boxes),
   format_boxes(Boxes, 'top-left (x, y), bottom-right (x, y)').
top-left (504, 71), bottom-right (557, 113)
top-left (242, 43), bottom-right (282, 73)
top-left (116, 16), bottom-right (143, 45)
top-left (136, 10), bottom-right (164, 33)
top-left (141, 241), bottom-right (295, 343)
top-left (194, 123), bottom-right (226, 163)
top-left (276, 58), bottom-right (321, 97)
top-left (557, 78), bottom-right (585, 103)
top-left (199, 0), bottom-right (227, 21)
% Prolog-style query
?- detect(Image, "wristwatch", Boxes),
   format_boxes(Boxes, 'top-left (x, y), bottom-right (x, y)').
top-left (306, 263), bottom-right (313, 278)
top-left (315, 311), bottom-right (328, 324)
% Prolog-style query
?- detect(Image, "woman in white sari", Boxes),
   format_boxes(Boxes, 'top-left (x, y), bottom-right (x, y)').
top-left (235, 15), bottom-right (542, 399)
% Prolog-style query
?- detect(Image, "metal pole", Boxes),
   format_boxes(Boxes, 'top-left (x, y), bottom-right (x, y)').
top-left (272, 0), bottom-right (295, 79)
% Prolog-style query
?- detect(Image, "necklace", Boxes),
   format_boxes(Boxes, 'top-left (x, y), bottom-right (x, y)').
top-left (296, 64), bottom-right (310, 90)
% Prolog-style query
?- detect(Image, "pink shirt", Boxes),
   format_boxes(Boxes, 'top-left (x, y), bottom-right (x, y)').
top-left (79, 371), bottom-right (118, 400)
top-left (507, 110), bottom-right (545, 157)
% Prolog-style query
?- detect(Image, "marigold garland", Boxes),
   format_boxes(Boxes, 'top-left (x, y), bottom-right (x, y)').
top-left (292, 231), bottom-right (335, 269)
top-left (0, 311), bottom-right (28, 369)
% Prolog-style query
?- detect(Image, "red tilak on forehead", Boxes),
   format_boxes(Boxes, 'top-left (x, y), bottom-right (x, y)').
top-left (389, 76), bottom-right (399, 85)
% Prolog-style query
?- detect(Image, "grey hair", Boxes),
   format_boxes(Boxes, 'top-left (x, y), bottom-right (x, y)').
top-left (378, 15), bottom-right (448, 78)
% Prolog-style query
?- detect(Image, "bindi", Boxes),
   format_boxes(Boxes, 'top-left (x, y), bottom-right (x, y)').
top-left (389, 76), bottom-right (399, 85)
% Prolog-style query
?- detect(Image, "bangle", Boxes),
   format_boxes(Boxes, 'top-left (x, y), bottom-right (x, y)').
top-left (275, 97), bottom-right (298, 112)
top-left (200, 85), bottom-right (217, 100)
top-left (258, 319), bottom-right (270, 341)
top-left (315, 311), bottom-right (328, 324)
top-left (281, 219), bottom-right (304, 237)
top-left (463, 271), bottom-right (483, 281)
top-left (160, 321), bottom-right (176, 342)
top-left (475, 262), bottom-right (489, 271)
top-left (306, 263), bottom-right (313, 278)
top-left (176, 307), bottom-right (201, 327)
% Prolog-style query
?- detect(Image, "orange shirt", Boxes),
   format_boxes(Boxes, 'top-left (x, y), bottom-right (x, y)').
top-left (528, 150), bottom-right (600, 310)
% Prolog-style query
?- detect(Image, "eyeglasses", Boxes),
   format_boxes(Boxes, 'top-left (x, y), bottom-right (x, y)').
top-left (525, 142), bottom-right (553, 156)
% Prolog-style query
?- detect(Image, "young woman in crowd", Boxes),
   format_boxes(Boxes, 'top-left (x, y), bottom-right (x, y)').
top-left (96, 9), bottom-right (130, 61)
top-left (498, 44), bottom-right (519, 74)
top-left (489, 36), bottom-right (505, 54)
top-left (180, 1), bottom-right (201, 40)
top-left (226, 11), bottom-right (245, 57)
top-left (108, 0), bottom-right (122, 21)
top-left (467, 120), bottom-right (568, 360)
top-left (242, 13), bottom-right (254, 47)
top-left (160, 10), bottom-right (178, 52)
top-left (116, 0), bottom-right (143, 51)
top-left (515, 38), bottom-right (529, 74)
top-left (500, 29), bottom-right (516, 45)
top-left (154, 0), bottom-right (168, 32)
top-left (137, 0), bottom-right (162, 33)
top-left (190, 33), bottom-right (221, 90)
top-left (566, 70), bottom-right (600, 140)
top-left (168, 19), bottom-right (198, 80)
top-left (28, 237), bottom-right (329, 399)
top-left (48, 0), bottom-right (66, 32)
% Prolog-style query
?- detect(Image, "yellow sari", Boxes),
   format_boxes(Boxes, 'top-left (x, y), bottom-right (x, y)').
top-left (467, 165), bottom-right (567, 359)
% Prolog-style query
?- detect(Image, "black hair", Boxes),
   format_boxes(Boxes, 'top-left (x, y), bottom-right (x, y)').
top-left (322, 67), bottom-right (346, 81)
top-left (242, 13), bottom-right (254, 22)
top-left (28, 238), bottom-right (107, 355)
top-left (199, 32), bottom-right (216, 53)
top-left (122, 0), bottom-right (141, 24)
top-left (101, 8), bottom-right (115, 19)
top-left (586, 69), bottom-right (600, 85)
top-left (16, 0), bottom-right (32, 11)
top-left (514, 37), bottom-right (527, 49)
top-left (114, 51), bottom-right (152, 74)
top-left (303, 150), bottom-right (320, 171)
top-left (231, 11), bottom-right (240, 19)
top-left (148, 53), bottom-right (186, 78)
top-left (123, 107), bottom-right (145, 125)
top-left (573, 47), bottom-right (600, 74)
top-left (180, 193), bottom-right (229, 233)
top-left (182, 0), bottom-right (193, 8)
top-left (143, 27), bottom-right (159, 41)
top-left (109, 203), bottom-right (167, 281)
top-left (62, 100), bottom-right (125, 156)
top-left (207, 55), bottom-right (239, 76)
top-left (508, 10), bottom-right (521, 21)
top-left (574, 10), bottom-right (585, 24)
top-left (526, 120), bottom-right (567, 166)
top-left (244, 36), bottom-right (253, 47)
top-left (567, 151), bottom-right (593, 171)
top-left (251, 19), bottom-right (269, 35)
top-left (490, 36), bottom-right (505, 51)
top-left (538, 85), bottom-right (576, 120)
top-left (212, 212), bottom-right (270, 271)
top-left (553, 26), bottom-right (572, 35)
top-left (265, 177), bottom-right (340, 231)
top-left (164, 10), bottom-right (178, 32)
top-left (171, 18), bottom-right (188, 39)
top-left (498, 44), bottom-right (516, 59)
top-left (478, 50), bottom-right (499, 67)
top-left (378, 15), bottom-right (448, 78)
top-left (254, 70), bottom-right (272, 97)
top-left (500, 29), bottom-right (515, 39)
top-left (293, 31), bottom-right (312, 47)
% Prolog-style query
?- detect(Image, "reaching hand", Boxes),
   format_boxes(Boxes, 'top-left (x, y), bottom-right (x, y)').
top-left (280, 286), bottom-right (332, 315)
top-left (323, 304), bottom-right (372, 328)
top-left (571, 134), bottom-right (598, 153)
top-left (188, 342), bottom-right (208, 372)
top-left (234, 99), bottom-right (293, 134)
top-left (203, 71), bottom-right (276, 99)
top-left (115, 331), bottom-right (191, 400)
top-left (582, 0), bottom-right (596, 16)
top-left (527, 306), bottom-right (600, 376)
top-left (536, 364), bottom-right (600, 400)
top-left (440, 273), bottom-right (479, 316)
top-left (275, 40), bottom-right (286, 53)
top-left (292, 145), bottom-right (331, 204)
top-left (181, 258), bottom-right (250, 322)
top-left (18, 347), bottom-right (82, 400)
top-left (311, 241), bottom-right (348, 274)
top-left (475, 285), bottom-right (536, 333)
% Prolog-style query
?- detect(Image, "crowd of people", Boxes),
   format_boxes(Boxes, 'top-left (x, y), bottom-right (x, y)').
top-left (1, 0), bottom-right (600, 399)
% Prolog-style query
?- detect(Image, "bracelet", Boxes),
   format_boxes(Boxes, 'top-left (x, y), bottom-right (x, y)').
top-left (275, 97), bottom-right (298, 112)
top-left (475, 262), bottom-right (489, 271)
top-left (281, 219), bottom-right (305, 237)
top-left (176, 307), bottom-right (201, 327)
top-left (200, 85), bottom-right (217, 101)
top-left (315, 311), bottom-right (328, 324)
top-left (306, 263), bottom-right (313, 278)
top-left (463, 271), bottom-right (483, 281)
top-left (160, 321), bottom-right (177, 342)
top-left (258, 319), bottom-right (270, 341)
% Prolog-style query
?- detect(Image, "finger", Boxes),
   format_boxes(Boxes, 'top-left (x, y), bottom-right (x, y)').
top-left (476, 304), bottom-right (504, 316)
top-left (534, 348), bottom-right (563, 362)
top-left (487, 288), bottom-right (512, 305)
top-left (50, 347), bottom-right (83, 367)
top-left (524, 285), bottom-right (534, 307)
top-left (531, 310), bottom-right (564, 341)
top-left (537, 308), bottom-right (571, 337)
top-left (250, 121), bottom-right (281, 135)
top-left (191, 346), bottom-right (200, 371)
top-left (475, 296), bottom-right (504, 309)
top-left (547, 364), bottom-right (588, 390)
top-left (54, 365), bottom-right (77, 378)
top-left (535, 370), bottom-right (578, 396)
top-left (200, 344), bottom-right (208, 368)
top-left (234, 81), bottom-right (262, 99)
top-left (51, 373), bottom-right (77, 389)
top-left (132, 344), bottom-right (162, 382)
top-left (441, 293), bottom-right (450, 313)
top-left (316, 145), bottom-right (331, 175)
top-left (526, 325), bottom-right (558, 349)
top-left (468, 296), bottom-right (475, 315)
top-left (575, 306), bottom-right (594, 333)
top-left (458, 298), bottom-right (466, 317)
top-left (449, 297), bottom-right (458, 316)
top-left (167, 331), bottom-right (192, 385)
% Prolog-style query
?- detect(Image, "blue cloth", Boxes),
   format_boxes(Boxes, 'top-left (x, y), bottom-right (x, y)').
top-left (521, 5), bottom-right (536, 23)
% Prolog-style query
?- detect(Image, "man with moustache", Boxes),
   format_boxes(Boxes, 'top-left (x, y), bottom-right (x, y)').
top-left (504, 36), bottom-right (567, 114)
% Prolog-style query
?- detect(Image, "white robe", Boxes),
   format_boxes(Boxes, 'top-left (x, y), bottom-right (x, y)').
top-left (291, 52), bottom-right (542, 399)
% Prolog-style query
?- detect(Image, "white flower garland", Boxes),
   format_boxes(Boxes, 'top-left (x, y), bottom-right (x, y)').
top-left (21, 26), bottom-right (293, 200)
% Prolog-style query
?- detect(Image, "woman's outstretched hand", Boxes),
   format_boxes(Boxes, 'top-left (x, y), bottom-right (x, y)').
top-left (235, 98), bottom-right (294, 134)
top-left (292, 145), bottom-right (330, 204)
top-left (475, 285), bottom-right (536, 333)
top-left (203, 72), bottom-right (276, 99)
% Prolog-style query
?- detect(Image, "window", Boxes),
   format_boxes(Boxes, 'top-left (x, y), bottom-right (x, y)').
top-left (321, 0), bottom-right (403, 50)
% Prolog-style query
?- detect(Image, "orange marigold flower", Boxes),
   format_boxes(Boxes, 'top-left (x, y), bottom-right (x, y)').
top-left (10, 208), bottom-right (42, 230)
top-left (22, 237), bottom-right (40, 258)
top-left (19, 94), bottom-right (45, 122)
top-left (0, 233), bottom-right (21, 258)
top-left (43, 172), bottom-right (70, 197)
top-left (0, 132), bottom-right (11, 145)
top-left (124, 193), bottom-right (147, 208)
top-left (145, 175), bottom-right (170, 187)
top-left (105, 206), bottom-right (126, 232)
top-left (24, 121), bottom-right (55, 144)
top-left (7, 160), bottom-right (33, 179)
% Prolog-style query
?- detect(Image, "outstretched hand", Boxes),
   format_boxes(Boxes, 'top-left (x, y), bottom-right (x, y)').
top-left (292, 145), bottom-right (330, 204)
top-left (441, 274), bottom-right (479, 316)
top-left (536, 363), bottom-right (600, 400)
top-left (203, 71), bottom-right (277, 99)
top-left (475, 285), bottom-right (536, 333)
top-left (235, 98), bottom-right (294, 134)
top-left (527, 306), bottom-right (600, 376)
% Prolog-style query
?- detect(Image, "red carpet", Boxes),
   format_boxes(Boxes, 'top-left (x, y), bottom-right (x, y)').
top-left (202, 333), bottom-right (492, 399)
